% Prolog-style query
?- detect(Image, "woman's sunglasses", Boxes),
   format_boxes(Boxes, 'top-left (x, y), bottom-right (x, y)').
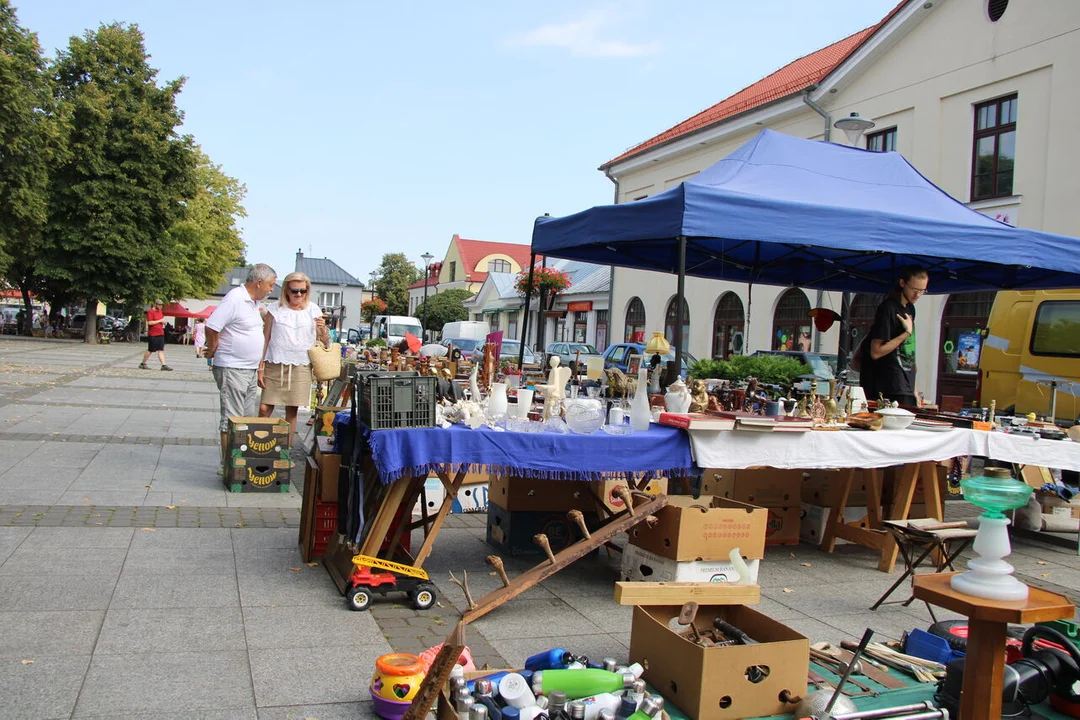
top-left (288, 288), bottom-right (308, 296)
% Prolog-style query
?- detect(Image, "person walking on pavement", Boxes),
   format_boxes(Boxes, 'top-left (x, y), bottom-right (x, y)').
top-left (258, 271), bottom-right (327, 448)
top-left (205, 264), bottom-right (278, 465)
top-left (861, 266), bottom-right (929, 407)
top-left (192, 318), bottom-right (206, 358)
top-left (139, 300), bottom-right (173, 371)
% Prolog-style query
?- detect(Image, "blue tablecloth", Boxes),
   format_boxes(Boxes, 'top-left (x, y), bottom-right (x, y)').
top-left (361, 422), bottom-right (694, 485)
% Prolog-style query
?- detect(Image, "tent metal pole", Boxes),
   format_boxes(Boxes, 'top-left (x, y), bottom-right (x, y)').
top-left (519, 253), bottom-right (536, 368)
top-left (837, 291), bottom-right (852, 375)
top-left (674, 236), bottom-right (687, 373)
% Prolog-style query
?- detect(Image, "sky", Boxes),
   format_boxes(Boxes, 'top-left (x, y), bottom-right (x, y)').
top-left (17, 0), bottom-right (902, 287)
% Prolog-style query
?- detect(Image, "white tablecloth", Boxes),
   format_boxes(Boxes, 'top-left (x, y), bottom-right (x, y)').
top-left (688, 427), bottom-right (1080, 472)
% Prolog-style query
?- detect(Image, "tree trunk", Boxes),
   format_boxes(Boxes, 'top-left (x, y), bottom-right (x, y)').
top-left (19, 287), bottom-right (34, 337)
top-left (85, 299), bottom-right (98, 344)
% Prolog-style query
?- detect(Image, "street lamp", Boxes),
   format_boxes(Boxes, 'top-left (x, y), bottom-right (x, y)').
top-left (338, 283), bottom-right (347, 337)
top-left (833, 112), bottom-right (876, 147)
top-left (420, 252), bottom-right (434, 342)
top-left (368, 270), bottom-right (378, 340)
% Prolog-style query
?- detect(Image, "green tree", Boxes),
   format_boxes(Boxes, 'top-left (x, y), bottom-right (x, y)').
top-left (414, 288), bottom-right (472, 333)
top-left (158, 147), bottom-right (247, 301)
top-left (373, 252), bottom-right (419, 316)
top-left (44, 22), bottom-right (197, 342)
top-left (0, 0), bottom-right (55, 334)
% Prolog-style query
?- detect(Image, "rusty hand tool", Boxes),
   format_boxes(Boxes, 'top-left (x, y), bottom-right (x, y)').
top-left (677, 602), bottom-right (703, 644)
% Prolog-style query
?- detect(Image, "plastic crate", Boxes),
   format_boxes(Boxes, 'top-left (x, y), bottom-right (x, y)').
top-left (903, 628), bottom-right (964, 665)
top-left (360, 375), bottom-right (437, 430)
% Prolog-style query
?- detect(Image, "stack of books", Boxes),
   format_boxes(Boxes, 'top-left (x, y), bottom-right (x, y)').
top-left (657, 411), bottom-right (814, 432)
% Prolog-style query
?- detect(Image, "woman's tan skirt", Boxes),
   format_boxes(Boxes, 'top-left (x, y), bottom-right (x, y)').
top-left (261, 362), bottom-right (313, 407)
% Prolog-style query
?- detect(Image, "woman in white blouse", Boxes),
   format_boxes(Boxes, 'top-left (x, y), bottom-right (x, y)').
top-left (258, 272), bottom-right (328, 442)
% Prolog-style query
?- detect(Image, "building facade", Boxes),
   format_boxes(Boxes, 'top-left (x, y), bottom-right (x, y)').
top-left (293, 250), bottom-right (365, 331)
top-left (600, 0), bottom-right (1080, 404)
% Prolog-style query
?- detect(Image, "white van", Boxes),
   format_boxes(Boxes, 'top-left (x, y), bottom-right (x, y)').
top-left (440, 320), bottom-right (490, 341)
top-left (373, 315), bottom-right (424, 346)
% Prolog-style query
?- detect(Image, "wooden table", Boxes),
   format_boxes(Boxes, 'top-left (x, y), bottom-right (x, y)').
top-left (821, 461), bottom-right (944, 572)
top-left (914, 572), bottom-right (1074, 720)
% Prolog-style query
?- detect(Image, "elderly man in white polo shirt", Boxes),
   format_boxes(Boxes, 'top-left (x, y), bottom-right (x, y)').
top-left (205, 263), bottom-right (278, 463)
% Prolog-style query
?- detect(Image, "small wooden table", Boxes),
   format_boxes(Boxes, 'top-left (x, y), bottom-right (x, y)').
top-left (913, 572), bottom-right (1074, 720)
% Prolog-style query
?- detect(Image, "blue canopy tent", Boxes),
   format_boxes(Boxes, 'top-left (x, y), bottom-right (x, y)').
top-left (525, 129), bottom-right (1080, 369)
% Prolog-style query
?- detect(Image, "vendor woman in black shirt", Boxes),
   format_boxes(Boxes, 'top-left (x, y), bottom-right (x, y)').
top-left (861, 266), bottom-right (929, 407)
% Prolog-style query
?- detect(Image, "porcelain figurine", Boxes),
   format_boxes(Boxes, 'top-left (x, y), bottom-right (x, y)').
top-left (468, 364), bottom-right (481, 403)
top-left (688, 379), bottom-right (709, 413)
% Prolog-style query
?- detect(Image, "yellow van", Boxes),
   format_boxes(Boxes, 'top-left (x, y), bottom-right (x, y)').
top-left (980, 290), bottom-right (1080, 423)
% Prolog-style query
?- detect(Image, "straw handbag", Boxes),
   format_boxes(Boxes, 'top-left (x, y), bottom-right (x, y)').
top-left (308, 342), bottom-right (342, 381)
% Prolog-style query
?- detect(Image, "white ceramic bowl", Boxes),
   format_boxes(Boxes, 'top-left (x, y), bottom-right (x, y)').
top-left (875, 407), bottom-right (916, 430)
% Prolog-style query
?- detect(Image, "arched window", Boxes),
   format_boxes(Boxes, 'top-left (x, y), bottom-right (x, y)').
top-left (938, 292), bottom-right (996, 405)
top-left (664, 297), bottom-right (691, 352)
top-left (712, 292), bottom-right (744, 359)
top-left (849, 293), bottom-right (881, 361)
top-left (488, 259), bottom-right (511, 273)
top-left (624, 297), bottom-right (646, 343)
top-left (772, 288), bottom-right (811, 351)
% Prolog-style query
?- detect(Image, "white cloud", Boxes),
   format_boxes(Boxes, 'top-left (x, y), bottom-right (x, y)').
top-left (507, 8), bottom-right (659, 58)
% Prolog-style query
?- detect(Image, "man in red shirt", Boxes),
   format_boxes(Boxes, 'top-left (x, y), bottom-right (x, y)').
top-left (139, 300), bottom-right (173, 371)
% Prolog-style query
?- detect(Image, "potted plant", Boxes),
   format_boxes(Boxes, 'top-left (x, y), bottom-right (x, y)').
top-left (361, 298), bottom-right (387, 322)
top-left (514, 266), bottom-right (572, 309)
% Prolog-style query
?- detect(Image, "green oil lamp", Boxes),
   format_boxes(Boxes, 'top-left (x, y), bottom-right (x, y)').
top-left (950, 467), bottom-right (1034, 601)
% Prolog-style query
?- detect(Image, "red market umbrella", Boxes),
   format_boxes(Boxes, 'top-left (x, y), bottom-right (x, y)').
top-left (161, 302), bottom-right (193, 318)
top-left (405, 332), bottom-right (422, 354)
top-left (192, 305), bottom-right (217, 319)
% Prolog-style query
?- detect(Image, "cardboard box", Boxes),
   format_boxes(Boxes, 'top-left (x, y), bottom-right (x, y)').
top-left (225, 462), bottom-right (290, 492)
top-left (594, 477), bottom-right (669, 514)
top-left (626, 496), bottom-right (767, 562)
top-left (799, 503), bottom-right (870, 546)
top-left (314, 404), bottom-right (348, 437)
top-left (800, 469), bottom-right (869, 507)
top-left (629, 603), bottom-right (809, 720)
top-left (620, 542), bottom-right (760, 584)
top-left (486, 502), bottom-right (599, 557)
top-left (734, 469), bottom-right (804, 507)
top-left (764, 506), bottom-right (800, 546)
top-left (313, 436), bottom-right (340, 503)
top-left (451, 481), bottom-right (489, 514)
top-left (226, 416), bottom-right (289, 457)
top-left (228, 450), bottom-right (290, 469)
top-left (488, 475), bottom-right (593, 512)
top-left (700, 468), bottom-right (736, 499)
top-left (413, 477), bottom-right (446, 517)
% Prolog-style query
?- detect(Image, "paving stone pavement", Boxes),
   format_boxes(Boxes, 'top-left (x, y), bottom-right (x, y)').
top-left (1, 336), bottom-right (1078, 719)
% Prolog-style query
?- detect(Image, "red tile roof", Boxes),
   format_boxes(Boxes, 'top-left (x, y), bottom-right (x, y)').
top-left (453, 235), bottom-right (532, 284)
top-left (601, 1), bottom-right (907, 169)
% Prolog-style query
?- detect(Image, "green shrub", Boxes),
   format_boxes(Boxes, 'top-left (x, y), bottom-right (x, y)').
top-left (689, 354), bottom-right (810, 387)
top-left (365, 338), bottom-right (387, 348)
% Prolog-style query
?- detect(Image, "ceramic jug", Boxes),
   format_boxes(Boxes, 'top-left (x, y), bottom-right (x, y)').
top-left (487, 382), bottom-right (508, 417)
top-left (664, 379), bottom-right (692, 414)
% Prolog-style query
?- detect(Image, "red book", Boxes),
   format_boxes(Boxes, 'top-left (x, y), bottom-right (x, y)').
top-left (659, 413), bottom-right (735, 431)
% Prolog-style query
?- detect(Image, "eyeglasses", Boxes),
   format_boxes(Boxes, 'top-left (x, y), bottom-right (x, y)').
top-left (288, 288), bottom-right (308, 296)
top-left (907, 286), bottom-right (928, 295)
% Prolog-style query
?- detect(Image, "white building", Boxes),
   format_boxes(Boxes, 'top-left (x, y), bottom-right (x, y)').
top-left (465, 259), bottom-right (612, 350)
top-left (599, 0), bottom-right (1080, 405)
top-left (294, 250), bottom-right (365, 331)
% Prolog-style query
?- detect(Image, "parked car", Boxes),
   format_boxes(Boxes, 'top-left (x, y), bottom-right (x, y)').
top-left (750, 350), bottom-right (835, 393)
top-left (345, 326), bottom-right (372, 345)
top-left (546, 342), bottom-right (603, 374)
top-left (442, 337), bottom-right (540, 369)
top-left (602, 342), bottom-right (698, 376)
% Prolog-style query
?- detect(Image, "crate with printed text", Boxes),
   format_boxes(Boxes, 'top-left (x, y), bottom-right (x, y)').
top-left (225, 461), bottom-right (290, 493)
top-left (226, 416), bottom-right (290, 458)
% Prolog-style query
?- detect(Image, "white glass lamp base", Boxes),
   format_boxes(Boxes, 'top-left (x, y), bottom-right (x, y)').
top-left (950, 515), bottom-right (1029, 601)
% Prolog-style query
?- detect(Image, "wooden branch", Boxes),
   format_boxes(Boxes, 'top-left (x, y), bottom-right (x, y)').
top-left (448, 570), bottom-right (476, 610)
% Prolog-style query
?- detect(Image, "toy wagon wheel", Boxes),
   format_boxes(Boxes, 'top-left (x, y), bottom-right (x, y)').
top-left (347, 585), bottom-right (372, 612)
top-left (412, 583), bottom-right (437, 610)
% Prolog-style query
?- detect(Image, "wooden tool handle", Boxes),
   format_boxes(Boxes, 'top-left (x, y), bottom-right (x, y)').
top-left (533, 533), bottom-right (556, 564)
top-left (920, 521), bottom-right (969, 531)
top-left (567, 509), bottom-right (591, 539)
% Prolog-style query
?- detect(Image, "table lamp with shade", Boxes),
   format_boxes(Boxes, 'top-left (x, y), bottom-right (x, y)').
top-left (645, 332), bottom-right (670, 393)
top-left (950, 467), bottom-right (1034, 601)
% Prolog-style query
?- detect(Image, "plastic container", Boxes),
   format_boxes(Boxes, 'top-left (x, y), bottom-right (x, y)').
top-left (903, 628), bottom-right (964, 665)
top-left (370, 652), bottom-right (425, 720)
